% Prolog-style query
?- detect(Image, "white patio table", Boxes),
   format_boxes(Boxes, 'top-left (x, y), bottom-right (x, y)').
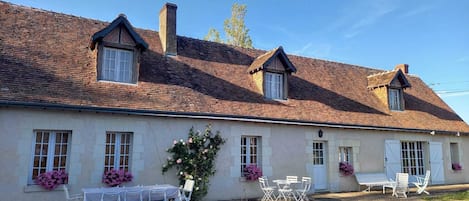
top-left (82, 184), bottom-right (179, 201)
top-left (273, 179), bottom-right (301, 201)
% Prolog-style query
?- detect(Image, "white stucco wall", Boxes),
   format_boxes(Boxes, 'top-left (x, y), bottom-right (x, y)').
top-left (1, 107), bottom-right (468, 201)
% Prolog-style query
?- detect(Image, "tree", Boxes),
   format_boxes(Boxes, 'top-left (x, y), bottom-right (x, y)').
top-left (204, 3), bottom-right (253, 48)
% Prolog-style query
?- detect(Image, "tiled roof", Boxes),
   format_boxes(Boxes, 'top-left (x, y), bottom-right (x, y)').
top-left (247, 46), bottom-right (296, 74)
top-left (367, 69), bottom-right (411, 89)
top-left (1, 1), bottom-right (468, 133)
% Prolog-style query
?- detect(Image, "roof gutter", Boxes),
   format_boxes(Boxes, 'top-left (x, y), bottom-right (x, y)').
top-left (0, 100), bottom-right (464, 135)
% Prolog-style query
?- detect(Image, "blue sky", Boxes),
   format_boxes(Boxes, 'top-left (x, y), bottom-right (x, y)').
top-left (6, 0), bottom-right (469, 123)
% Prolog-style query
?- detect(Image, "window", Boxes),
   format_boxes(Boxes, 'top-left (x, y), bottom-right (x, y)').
top-left (389, 88), bottom-right (403, 110)
top-left (450, 142), bottom-right (460, 166)
top-left (100, 47), bottom-right (134, 83)
top-left (401, 141), bottom-right (425, 176)
top-left (29, 130), bottom-right (70, 184)
top-left (241, 136), bottom-right (261, 175)
top-left (339, 147), bottom-right (352, 163)
top-left (265, 72), bottom-right (284, 99)
top-left (313, 142), bottom-right (325, 165)
top-left (104, 132), bottom-right (132, 172)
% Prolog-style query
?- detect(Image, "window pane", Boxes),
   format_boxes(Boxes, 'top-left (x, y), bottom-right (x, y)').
top-left (265, 72), bottom-right (284, 99)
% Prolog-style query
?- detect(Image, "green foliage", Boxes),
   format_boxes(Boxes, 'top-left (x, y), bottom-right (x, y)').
top-left (162, 125), bottom-right (226, 201)
top-left (204, 3), bottom-right (253, 48)
top-left (203, 28), bottom-right (222, 43)
top-left (424, 190), bottom-right (469, 200)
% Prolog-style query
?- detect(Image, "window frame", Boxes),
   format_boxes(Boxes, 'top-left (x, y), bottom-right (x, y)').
top-left (389, 88), bottom-right (403, 111)
top-left (28, 130), bottom-right (71, 185)
top-left (338, 146), bottom-right (352, 163)
top-left (240, 136), bottom-right (261, 176)
top-left (98, 46), bottom-right (135, 84)
top-left (401, 141), bottom-right (425, 176)
top-left (264, 71), bottom-right (285, 100)
top-left (450, 142), bottom-right (460, 167)
top-left (104, 132), bottom-right (133, 172)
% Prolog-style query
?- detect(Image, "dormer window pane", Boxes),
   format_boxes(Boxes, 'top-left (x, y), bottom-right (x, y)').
top-left (389, 88), bottom-right (403, 111)
top-left (101, 47), bottom-right (133, 83)
top-left (265, 72), bottom-right (284, 99)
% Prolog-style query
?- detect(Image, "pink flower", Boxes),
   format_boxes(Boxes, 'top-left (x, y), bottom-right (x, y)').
top-left (173, 140), bottom-right (177, 145)
top-left (176, 159), bottom-right (182, 164)
top-left (188, 138), bottom-right (193, 143)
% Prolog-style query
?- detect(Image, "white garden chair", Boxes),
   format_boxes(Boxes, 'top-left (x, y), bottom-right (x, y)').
top-left (258, 177), bottom-right (276, 201)
top-left (391, 173), bottom-right (409, 198)
top-left (123, 188), bottom-right (143, 201)
top-left (295, 177), bottom-right (311, 201)
top-left (177, 179), bottom-right (194, 201)
top-left (101, 191), bottom-right (121, 201)
top-left (64, 185), bottom-right (84, 201)
top-left (413, 170), bottom-right (431, 195)
top-left (148, 188), bottom-right (167, 201)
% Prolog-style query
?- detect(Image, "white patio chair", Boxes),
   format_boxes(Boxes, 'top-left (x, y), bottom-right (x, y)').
top-left (148, 188), bottom-right (167, 201)
top-left (64, 185), bottom-right (84, 201)
top-left (413, 170), bottom-right (430, 195)
top-left (295, 177), bottom-right (311, 201)
top-left (101, 191), bottom-right (121, 201)
top-left (391, 173), bottom-right (409, 198)
top-left (177, 179), bottom-right (194, 201)
top-left (258, 177), bottom-right (276, 201)
top-left (124, 188), bottom-right (143, 201)
top-left (276, 177), bottom-right (296, 201)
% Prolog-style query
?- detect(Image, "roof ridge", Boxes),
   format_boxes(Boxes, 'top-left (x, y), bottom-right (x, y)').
top-left (367, 69), bottom-right (397, 78)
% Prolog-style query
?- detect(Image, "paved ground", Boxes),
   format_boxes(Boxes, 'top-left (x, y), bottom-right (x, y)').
top-left (311, 184), bottom-right (469, 201)
top-left (233, 183), bottom-right (469, 201)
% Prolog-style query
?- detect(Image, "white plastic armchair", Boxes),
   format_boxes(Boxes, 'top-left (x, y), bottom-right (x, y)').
top-left (391, 173), bottom-right (409, 198)
top-left (413, 170), bottom-right (430, 195)
top-left (258, 177), bottom-right (276, 201)
top-left (64, 185), bottom-right (84, 201)
top-left (178, 179), bottom-right (194, 201)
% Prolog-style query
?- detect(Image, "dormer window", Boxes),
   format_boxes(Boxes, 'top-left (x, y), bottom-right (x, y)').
top-left (367, 65), bottom-right (411, 111)
top-left (90, 14), bottom-right (148, 84)
top-left (389, 88), bottom-right (403, 111)
top-left (247, 46), bottom-right (296, 100)
top-left (101, 47), bottom-right (133, 83)
top-left (265, 72), bottom-right (285, 99)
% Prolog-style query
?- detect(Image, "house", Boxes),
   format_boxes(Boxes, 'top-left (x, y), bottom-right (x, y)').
top-left (1, 1), bottom-right (469, 201)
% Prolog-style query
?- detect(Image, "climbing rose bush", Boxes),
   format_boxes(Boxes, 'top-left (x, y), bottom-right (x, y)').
top-left (339, 162), bottom-right (354, 176)
top-left (162, 125), bottom-right (226, 201)
top-left (35, 170), bottom-right (68, 190)
top-left (102, 169), bottom-right (133, 187)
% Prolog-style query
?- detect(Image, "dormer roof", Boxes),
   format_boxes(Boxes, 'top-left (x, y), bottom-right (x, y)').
top-left (367, 69), bottom-right (411, 89)
top-left (90, 14), bottom-right (148, 50)
top-left (247, 46), bottom-right (296, 74)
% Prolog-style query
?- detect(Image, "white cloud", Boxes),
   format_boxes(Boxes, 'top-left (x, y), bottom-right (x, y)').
top-left (399, 5), bottom-right (434, 18)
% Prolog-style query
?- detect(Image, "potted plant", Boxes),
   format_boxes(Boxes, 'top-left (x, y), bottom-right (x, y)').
top-left (339, 162), bottom-right (354, 176)
top-left (35, 169), bottom-right (68, 190)
top-left (452, 163), bottom-right (462, 171)
top-left (244, 164), bottom-right (263, 181)
top-left (102, 169), bottom-right (133, 187)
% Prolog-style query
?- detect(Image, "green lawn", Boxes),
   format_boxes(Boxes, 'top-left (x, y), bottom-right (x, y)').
top-left (424, 191), bottom-right (469, 200)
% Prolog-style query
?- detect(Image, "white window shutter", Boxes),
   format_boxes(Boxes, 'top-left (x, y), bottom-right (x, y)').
top-left (385, 140), bottom-right (402, 180)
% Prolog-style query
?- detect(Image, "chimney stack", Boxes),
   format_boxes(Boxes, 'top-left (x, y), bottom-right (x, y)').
top-left (159, 3), bottom-right (177, 56)
top-left (395, 64), bottom-right (409, 74)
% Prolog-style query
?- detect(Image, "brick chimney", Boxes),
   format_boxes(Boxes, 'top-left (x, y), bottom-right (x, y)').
top-left (394, 64), bottom-right (409, 74)
top-left (159, 3), bottom-right (177, 56)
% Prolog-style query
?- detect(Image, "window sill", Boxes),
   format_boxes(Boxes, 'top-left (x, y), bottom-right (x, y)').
top-left (98, 80), bottom-right (138, 86)
top-left (24, 184), bottom-right (65, 193)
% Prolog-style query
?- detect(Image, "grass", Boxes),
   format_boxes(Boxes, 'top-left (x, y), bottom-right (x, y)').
top-left (424, 190), bottom-right (469, 200)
